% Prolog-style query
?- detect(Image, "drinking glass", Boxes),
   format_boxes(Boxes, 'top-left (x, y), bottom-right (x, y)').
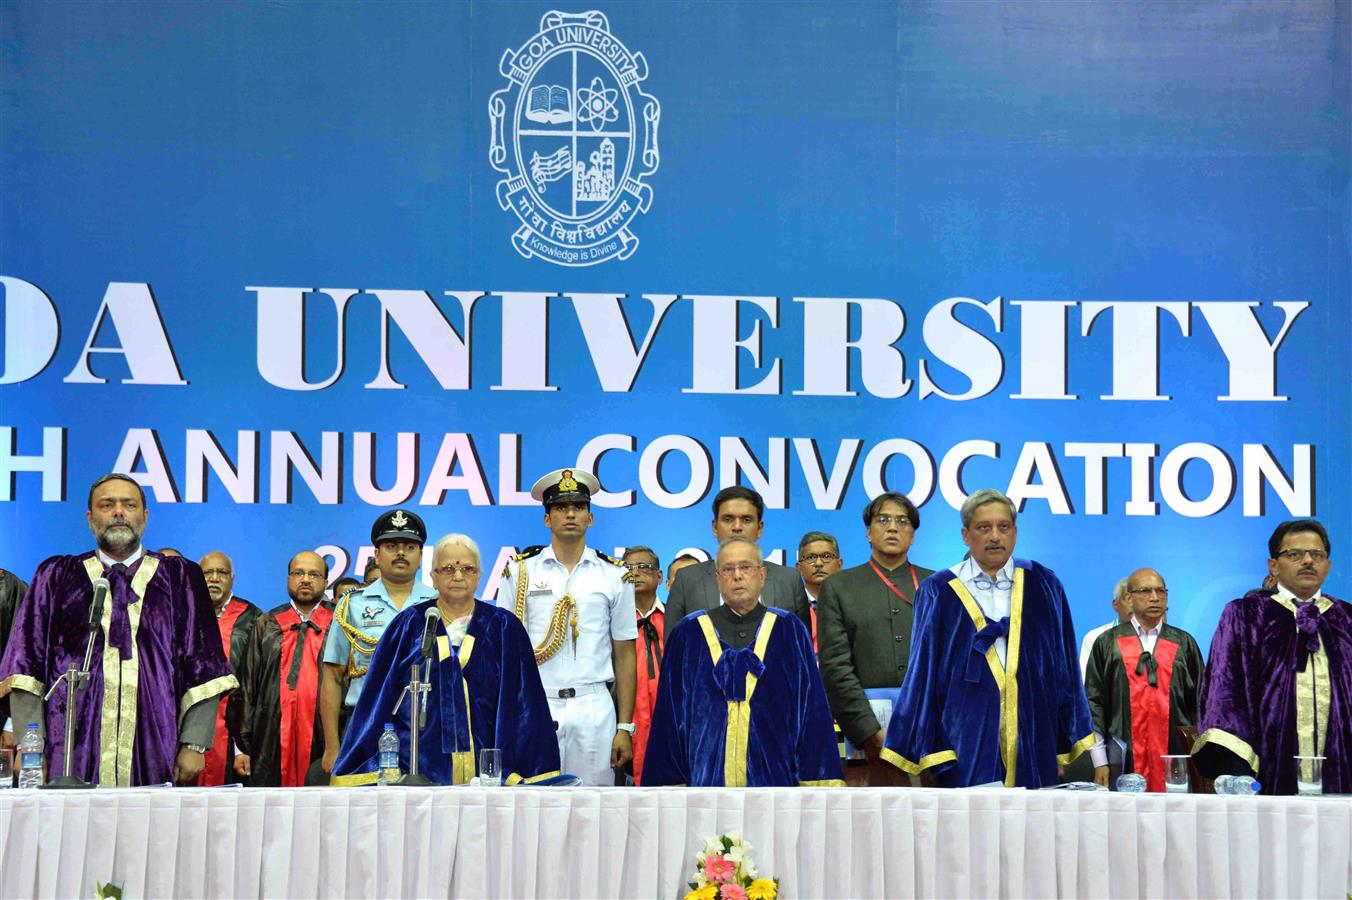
top-left (1162, 755), bottom-right (1190, 793)
top-left (479, 748), bottom-right (503, 787)
top-left (1294, 756), bottom-right (1323, 796)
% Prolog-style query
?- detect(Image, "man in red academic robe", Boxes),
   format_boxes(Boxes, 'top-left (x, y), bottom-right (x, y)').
top-left (623, 546), bottom-right (664, 784)
top-left (196, 550), bottom-right (262, 786)
top-left (238, 551), bottom-right (334, 786)
top-left (1084, 568), bottom-right (1204, 791)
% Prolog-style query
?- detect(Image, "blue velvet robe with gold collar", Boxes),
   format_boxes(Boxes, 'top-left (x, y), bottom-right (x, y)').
top-left (882, 559), bottom-right (1095, 787)
top-left (641, 607), bottom-right (844, 787)
top-left (331, 599), bottom-right (560, 786)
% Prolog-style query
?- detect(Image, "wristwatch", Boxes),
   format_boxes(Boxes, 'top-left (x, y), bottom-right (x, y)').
top-left (616, 722), bottom-right (636, 735)
top-left (181, 742), bottom-right (208, 754)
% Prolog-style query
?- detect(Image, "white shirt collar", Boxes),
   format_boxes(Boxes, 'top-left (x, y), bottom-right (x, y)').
top-left (954, 555), bottom-right (1014, 584)
top-left (637, 599), bottom-right (664, 620)
top-left (1130, 615), bottom-right (1162, 638)
top-left (97, 545), bottom-right (144, 569)
top-left (1275, 582), bottom-right (1323, 605)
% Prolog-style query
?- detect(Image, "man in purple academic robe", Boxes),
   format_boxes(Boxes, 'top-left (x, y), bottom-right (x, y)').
top-left (1194, 519), bottom-right (1351, 795)
top-left (0, 474), bottom-right (236, 786)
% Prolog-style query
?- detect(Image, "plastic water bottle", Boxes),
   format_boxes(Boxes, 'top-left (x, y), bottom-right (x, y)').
top-left (1214, 774), bottom-right (1261, 795)
top-left (377, 723), bottom-right (400, 785)
top-left (1115, 773), bottom-right (1147, 793)
top-left (17, 722), bottom-right (44, 789)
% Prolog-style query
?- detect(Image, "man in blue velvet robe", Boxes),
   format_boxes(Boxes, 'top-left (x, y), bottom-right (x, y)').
top-left (643, 536), bottom-right (844, 787)
top-left (331, 534), bottom-right (560, 786)
top-left (1194, 519), bottom-right (1350, 794)
top-left (882, 489), bottom-right (1101, 788)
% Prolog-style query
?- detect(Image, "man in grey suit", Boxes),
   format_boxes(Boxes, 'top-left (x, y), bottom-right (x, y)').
top-left (817, 492), bottom-right (934, 785)
top-left (663, 486), bottom-right (813, 642)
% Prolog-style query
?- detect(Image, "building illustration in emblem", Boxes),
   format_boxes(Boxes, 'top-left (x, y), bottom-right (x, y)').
top-left (489, 10), bottom-right (661, 266)
top-left (574, 139), bottom-right (615, 202)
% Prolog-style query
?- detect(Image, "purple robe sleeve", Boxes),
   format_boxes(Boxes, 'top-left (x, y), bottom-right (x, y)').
top-left (165, 556), bottom-right (237, 714)
top-left (1194, 599), bottom-right (1260, 777)
top-left (881, 576), bottom-right (956, 775)
top-left (0, 556), bottom-right (73, 701)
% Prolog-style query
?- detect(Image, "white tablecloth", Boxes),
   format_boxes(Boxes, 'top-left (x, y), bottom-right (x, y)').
top-left (1, 786), bottom-right (1349, 899)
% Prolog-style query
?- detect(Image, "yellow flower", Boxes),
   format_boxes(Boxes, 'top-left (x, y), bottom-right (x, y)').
top-left (685, 884), bottom-right (719, 900)
top-left (747, 878), bottom-right (777, 900)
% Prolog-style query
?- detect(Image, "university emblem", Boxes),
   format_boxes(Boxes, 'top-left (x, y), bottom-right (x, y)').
top-left (489, 10), bottom-right (661, 266)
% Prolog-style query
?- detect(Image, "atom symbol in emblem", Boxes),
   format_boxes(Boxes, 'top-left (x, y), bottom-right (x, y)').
top-left (575, 76), bottom-right (619, 131)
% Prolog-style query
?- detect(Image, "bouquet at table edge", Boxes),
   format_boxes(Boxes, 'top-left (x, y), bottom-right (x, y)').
top-left (685, 832), bottom-right (779, 900)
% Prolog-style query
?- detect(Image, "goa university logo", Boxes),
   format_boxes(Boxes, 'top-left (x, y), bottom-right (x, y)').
top-left (489, 10), bottom-right (661, 266)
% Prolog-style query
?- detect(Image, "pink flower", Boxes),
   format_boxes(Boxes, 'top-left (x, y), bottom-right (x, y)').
top-left (720, 885), bottom-right (748, 900)
top-left (704, 854), bottom-right (737, 884)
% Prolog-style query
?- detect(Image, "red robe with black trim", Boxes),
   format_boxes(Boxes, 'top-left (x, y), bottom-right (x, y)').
top-left (1084, 621), bottom-right (1204, 791)
top-left (634, 605), bottom-right (665, 784)
top-left (199, 596), bottom-right (263, 786)
top-left (240, 603), bottom-right (333, 786)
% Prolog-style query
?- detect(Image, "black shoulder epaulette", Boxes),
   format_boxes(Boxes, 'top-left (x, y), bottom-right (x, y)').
top-left (502, 545), bottom-right (545, 578)
top-left (598, 551), bottom-right (625, 567)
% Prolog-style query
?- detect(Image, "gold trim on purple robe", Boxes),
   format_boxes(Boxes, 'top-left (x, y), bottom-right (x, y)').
top-left (1272, 595), bottom-right (1334, 759)
top-left (0, 673), bottom-right (44, 697)
top-left (696, 610), bottom-right (778, 787)
top-left (86, 556), bottom-right (162, 786)
top-left (179, 674), bottom-right (239, 721)
top-left (1192, 727), bottom-right (1260, 773)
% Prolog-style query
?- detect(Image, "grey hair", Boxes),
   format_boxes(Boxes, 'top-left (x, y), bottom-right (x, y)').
top-left (716, 534), bottom-right (764, 566)
top-left (623, 545), bottom-right (661, 566)
top-left (432, 533), bottom-right (482, 568)
top-left (960, 488), bottom-right (1017, 528)
top-left (797, 531), bottom-right (839, 556)
top-left (1112, 578), bottom-right (1129, 605)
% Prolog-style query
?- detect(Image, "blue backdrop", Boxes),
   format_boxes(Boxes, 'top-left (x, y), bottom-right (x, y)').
top-left (2, 1), bottom-right (1347, 652)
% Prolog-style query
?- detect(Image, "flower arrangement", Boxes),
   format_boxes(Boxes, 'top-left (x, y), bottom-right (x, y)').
top-left (685, 832), bottom-right (779, 900)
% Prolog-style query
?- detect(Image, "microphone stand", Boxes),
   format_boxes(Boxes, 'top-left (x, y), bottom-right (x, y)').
top-left (392, 660), bottom-right (435, 786)
top-left (41, 608), bottom-right (103, 789)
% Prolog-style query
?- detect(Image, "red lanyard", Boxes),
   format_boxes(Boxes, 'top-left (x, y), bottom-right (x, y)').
top-left (869, 560), bottom-right (919, 605)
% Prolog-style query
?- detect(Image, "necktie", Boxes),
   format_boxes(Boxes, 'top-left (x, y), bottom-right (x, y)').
top-left (287, 619), bottom-right (322, 689)
top-left (1136, 651), bottom-right (1158, 687)
top-left (1294, 604), bottom-right (1322, 673)
top-left (639, 617), bottom-right (663, 678)
top-left (105, 562), bottom-right (134, 658)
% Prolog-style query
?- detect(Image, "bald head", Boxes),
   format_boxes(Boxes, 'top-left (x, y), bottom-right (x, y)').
top-left (199, 550), bottom-right (235, 611)
top-left (1125, 567), bottom-right (1168, 629)
top-left (287, 550), bottom-right (329, 610)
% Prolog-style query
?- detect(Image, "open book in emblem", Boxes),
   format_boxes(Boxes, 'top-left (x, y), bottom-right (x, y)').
top-left (526, 84), bottom-right (573, 124)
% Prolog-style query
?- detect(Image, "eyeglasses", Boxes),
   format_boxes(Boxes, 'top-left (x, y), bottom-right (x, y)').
top-left (624, 562), bottom-right (660, 572)
top-left (1277, 549), bottom-right (1329, 563)
top-left (201, 568), bottom-right (232, 578)
top-left (1127, 586), bottom-right (1168, 597)
top-left (433, 564), bottom-right (481, 578)
top-left (717, 563), bottom-right (763, 578)
top-left (288, 570), bottom-right (326, 581)
top-left (872, 515), bottom-right (912, 529)
top-left (799, 552), bottom-right (838, 564)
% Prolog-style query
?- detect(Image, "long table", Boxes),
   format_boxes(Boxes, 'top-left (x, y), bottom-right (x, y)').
top-left (2, 786), bottom-right (1349, 899)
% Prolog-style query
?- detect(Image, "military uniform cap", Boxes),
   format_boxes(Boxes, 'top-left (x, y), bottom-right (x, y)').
top-left (530, 468), bottom-right (601, 507)
top-left (371, 508), bottom-right (427, 545)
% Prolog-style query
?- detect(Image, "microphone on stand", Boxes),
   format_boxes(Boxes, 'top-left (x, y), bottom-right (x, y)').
top-left (421, 607), bottom-right (440, 660)
top-left (87, 577), bottom-right (110, 634)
